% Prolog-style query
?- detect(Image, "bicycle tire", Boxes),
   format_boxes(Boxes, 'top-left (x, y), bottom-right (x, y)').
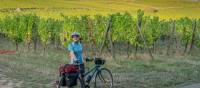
top-left (94, 68), bottom-right (113, 88)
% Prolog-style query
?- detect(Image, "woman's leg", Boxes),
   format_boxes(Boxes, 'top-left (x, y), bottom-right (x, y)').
top-left (80, 64), bottom-right (85, 77)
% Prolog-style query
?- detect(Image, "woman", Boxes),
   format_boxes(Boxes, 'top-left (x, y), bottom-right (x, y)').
top-left (67, 32), bottom-right (85, 74)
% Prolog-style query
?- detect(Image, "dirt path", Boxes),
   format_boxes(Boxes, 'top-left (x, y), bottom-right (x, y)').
top-left (0, 69), bottom-right (22, 88)
top-left (181, 83), bottom-right (200, 88)
top-left (0, 50), bottom-right (16, 54)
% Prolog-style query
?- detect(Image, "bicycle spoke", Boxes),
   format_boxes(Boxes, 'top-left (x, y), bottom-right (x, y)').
top-left (95, 68), bottom-right (113, 88)
top-left (99, 73), bottom-right (111, 87)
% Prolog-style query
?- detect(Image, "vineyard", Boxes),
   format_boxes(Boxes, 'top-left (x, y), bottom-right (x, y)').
top-left (0, 10), bottom-right (200, 59)
top-left (0, 0), bottom-right (200, 88)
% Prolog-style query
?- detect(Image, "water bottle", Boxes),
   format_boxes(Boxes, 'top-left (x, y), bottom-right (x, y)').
top-left (86, 75), bottom-right (92, 83)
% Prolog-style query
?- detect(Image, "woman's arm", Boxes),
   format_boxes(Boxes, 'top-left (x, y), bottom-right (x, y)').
top-left (68, 44), bottom-right (76, 61)
top-left (69, 51), bottom-right (75, 60)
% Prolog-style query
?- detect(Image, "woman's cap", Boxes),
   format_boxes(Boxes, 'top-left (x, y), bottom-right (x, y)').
top-left (71, 32), bottom-right (80, 38)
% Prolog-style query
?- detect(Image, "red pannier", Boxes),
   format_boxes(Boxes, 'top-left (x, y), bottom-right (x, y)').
top-left (58, 64), bottom-right (79, 87)
top-left (59, 64), bottom-right (78, 75)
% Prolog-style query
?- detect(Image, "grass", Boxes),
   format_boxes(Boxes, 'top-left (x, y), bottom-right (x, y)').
top-left (1, 40), bottom-right (200, 88)
top-left (0, 0), bottom-right (200, 19)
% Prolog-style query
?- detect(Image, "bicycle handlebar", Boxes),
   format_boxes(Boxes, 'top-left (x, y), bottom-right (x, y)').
top-left (74, 57), bottom-right (104, 64)
top-left (85, 57), bottom-right (94, 62)
top-left (85, 57), bottom-right (103, 62)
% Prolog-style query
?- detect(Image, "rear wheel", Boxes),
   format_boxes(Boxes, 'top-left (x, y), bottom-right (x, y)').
top-left (94, 68), bottom-right (113, 88)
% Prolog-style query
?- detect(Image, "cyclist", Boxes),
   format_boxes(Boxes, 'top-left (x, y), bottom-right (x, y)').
top-left (67, 32), bottom-right (85, 76)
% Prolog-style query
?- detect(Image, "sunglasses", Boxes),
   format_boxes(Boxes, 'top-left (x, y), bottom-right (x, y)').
top-left (72, 35), bottom-right (79, 38)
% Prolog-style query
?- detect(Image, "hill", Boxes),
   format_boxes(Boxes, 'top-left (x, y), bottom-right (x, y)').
top-left (0, 0), bottom-right (200, 19)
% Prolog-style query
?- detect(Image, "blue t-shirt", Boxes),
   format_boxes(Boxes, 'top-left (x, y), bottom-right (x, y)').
top-left (68, 42), bottom-right (83, 64)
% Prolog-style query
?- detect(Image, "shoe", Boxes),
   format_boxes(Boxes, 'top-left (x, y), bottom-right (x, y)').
top-left (55, 80), bottom-right (59, 85)
top-left (85, 85), bottom-right (90, 88)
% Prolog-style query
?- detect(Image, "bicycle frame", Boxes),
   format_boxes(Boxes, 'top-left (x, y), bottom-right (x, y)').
top-left (85, 65), bottom-right (101, 82)
top-left (74, 59), bottom-right (106, 88)
top-left (78, 65), bottom-right (101, 87)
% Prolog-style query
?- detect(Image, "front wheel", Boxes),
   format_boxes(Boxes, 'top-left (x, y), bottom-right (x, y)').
top-left (94, 68), bottom-right (113, 88)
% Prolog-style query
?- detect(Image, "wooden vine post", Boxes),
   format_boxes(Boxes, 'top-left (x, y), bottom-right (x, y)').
top-left (32, 17), bottom-right (39, 53)
top-left (99, 16), bottom-right (115, 60)
top-left (166, 20), bottom-right (176, 55)
top-left (137, 10), bottom-right (154, 60)
top-left (189, 19), bottom-right (197, 54)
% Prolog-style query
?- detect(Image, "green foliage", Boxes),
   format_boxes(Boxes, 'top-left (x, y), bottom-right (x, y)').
top-left (93, 15), bottom-right (108, 45)
top-left (2, 15), bottom-right (24, 43)
top-left (176, 17), bottom-right (193, 46)
top-left (195, 19), bottom-right (200, 47)
top-left (0, 12), bottom-right (199, 50)
top-left (112, 12), bottom-right (137, 46)
top-left (38, 18), bottom-right (52, 46)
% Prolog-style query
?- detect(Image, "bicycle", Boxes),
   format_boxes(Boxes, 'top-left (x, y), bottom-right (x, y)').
top-left (57, 57), bottom-right (113, 88)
